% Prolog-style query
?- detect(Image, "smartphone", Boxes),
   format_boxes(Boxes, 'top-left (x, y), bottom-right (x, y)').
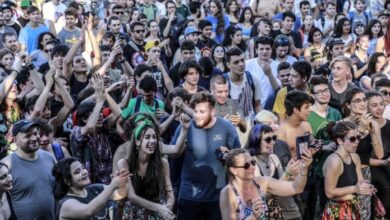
top-left (296, 134), bottom-right (310, 160)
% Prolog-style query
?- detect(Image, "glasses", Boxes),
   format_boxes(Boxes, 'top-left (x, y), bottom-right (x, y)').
top-left (314, 88), bottom-right (330, 95)
top-left (134, 29), bottom-right (145, 33)
top-left (380, 90), bottom-right (390, 97)
top-left (345, 135), bottom-right (361, 143)
top-left (263, 135), bottom-right (277, 144)
top-left (275, 37), bottom-right (289, 46)
top-left (114, 11), bottom-right (124, 15)
top-left (44, 48), bottom-right (52, 53)
top-left (233, 159), bottom-right (256, 170)
top-left (351, 98), bottom-right (368, 103)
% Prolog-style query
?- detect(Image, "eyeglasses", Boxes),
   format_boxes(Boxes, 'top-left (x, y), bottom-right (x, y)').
top-left (380, 90), bottom-right (390, 97)
top-left (345, 135), bottom-right (361, 143)
top-left (233, 159), bottom-right (256, 170)
top-left (351, 98), bottom-right (368, 103)
top-left (114, 11), bottom-right (124, 15)
top-left (314, 88), bottom-right (330, 95)
top-left (134, 29), bottom-right (145, 33)
top-left (275, 37), bottom-right (290, 46)
top-left (44, 48), bottom-right (52, 53)
top-left (263, 135), bottom-right (277, 144)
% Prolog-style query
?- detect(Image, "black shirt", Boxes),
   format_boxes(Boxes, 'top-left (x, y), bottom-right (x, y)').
top-left (70, 74), bottom-right (89, 103)
top-left (169, 62), bottom-right (182, 87)
top-left (273, 29), bottom-right (303, 49)
top-left (122, 40), bottom-right (145, 68)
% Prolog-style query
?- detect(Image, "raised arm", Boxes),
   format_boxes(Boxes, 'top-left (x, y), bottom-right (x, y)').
top-left (86, 14), bottom-right (101, 67)
top-left (60, 171), bottom-right (129, 219)
top-left (80, 74), bottom-right (105, 135)
top-left (30, 69), bottom-right (55, 119)
top-left (63, 25), bottom-right (86, 80)
top-left (0, 70), bottom-right (17, 104)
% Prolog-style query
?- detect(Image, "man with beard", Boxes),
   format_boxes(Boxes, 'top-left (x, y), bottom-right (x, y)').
top-left (171, 91), bottom-right (240, 220)
top-left (123, 21), bottom-right (146, 68)
top-left (306, 76), bottom-right (342, 219)
top-left (272, 35), bottom-right (297, 67)
top-left (1, 119), bottom-right (56, 219)
top-left (2, 33), bottom-right (18, 53)
top-left (1, 2), bottom-right (20, 35)
top-left (366, 91), bottom-right (390, 217)
top-left (0, 11), bottom-right (16, 49)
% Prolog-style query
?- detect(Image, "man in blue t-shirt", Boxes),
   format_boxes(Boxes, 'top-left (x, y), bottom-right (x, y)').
top-left (18, 6), bottom-right (49, 53)
top-left (172, 91), bottom-right (240, 220)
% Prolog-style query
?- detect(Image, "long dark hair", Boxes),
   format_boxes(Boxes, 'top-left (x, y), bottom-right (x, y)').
top-left (327, 121), bottom-right (357, 145)
top-left (211, 0), bottom-right (225, 34)
top-left (222, 25), bottom-right (247, 51)
top-left (128, 122), bottom-right (166, 201)
top-left (52, 157), bottom-right (81, 200)
top-left (238, 7), bottom-right (254, 24)
top-left (366, 52), bottom-right (385, 76)
top-left (211, 44), bottom-right (229, 72)
top-left (245, 124), bottom-right (274, 156)
top-left (342, 87), bottom-right (365, 116)
top-left (363, 19), bottom-right (383, 40)
top-left (333, 18), bottom-right (352, 37)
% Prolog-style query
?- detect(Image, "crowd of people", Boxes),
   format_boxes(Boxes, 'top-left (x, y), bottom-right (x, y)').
top-left (0, 0), bottom-right (389, 219)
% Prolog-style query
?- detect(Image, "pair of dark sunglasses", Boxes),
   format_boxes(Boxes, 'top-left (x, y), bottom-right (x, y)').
top-left (380, 90), bottom-right (390, 97)
top-left (134, 29), bottom-right (145, 34)
top-left (346, 135), bottom-right (361, 143)
top-left (263, 135), bottom-right (277, 144)
top-left (233, 159), bottom-right (256, 170)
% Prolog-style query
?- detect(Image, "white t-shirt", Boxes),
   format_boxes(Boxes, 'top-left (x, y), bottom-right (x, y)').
top-left (42, 2), bottom-right (67, 23)
top-left (273, 56), bottom-right (298, 67)
top-left (228, 72), bottom-right (262, 121)
top-left (245, 58), bottom-right (280, 107)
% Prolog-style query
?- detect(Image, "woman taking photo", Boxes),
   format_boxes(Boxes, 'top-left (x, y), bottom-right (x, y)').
top-left (342, 88), bottom-right (384, 219)
top-left (53, 157), bottom-right (130, 220)
top-left (245, 124), bottom-right (302, 219)
top-left (118, 118), bottom-right (175, 219)
top-left (322, 121), bottom-right (376, 219)
top-left (220, 147), bottom-right (313, 220)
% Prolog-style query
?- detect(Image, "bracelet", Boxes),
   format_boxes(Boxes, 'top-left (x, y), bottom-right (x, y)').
top-left (300, 167), bottom-right (308, 176)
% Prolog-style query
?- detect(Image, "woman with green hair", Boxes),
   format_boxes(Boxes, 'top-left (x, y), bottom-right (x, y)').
top-left (118, 118), bottom-right (175, 219)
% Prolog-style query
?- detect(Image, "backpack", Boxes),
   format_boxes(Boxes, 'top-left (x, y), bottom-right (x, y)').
top-left (134, 96), bottom-right (162, 114)
top-left (223, 71), bottom-right (256, 108)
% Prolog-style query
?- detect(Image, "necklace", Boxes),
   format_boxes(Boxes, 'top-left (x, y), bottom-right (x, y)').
top-left (257, 156), bottom-right (269, 169)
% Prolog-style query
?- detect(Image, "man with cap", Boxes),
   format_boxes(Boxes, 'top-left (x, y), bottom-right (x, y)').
top-left (145, 40), bottom-right (174, 100)
top-left (1, 1), bottom-right (20, 35)
top-left (378, 10), bottom-right (390, 33)
top-left (172, 26), bottom-right (201, 64)
top-left (0, 4), bottom-right (16, 49)
top-left (1, 119), bottom-right (56, 220)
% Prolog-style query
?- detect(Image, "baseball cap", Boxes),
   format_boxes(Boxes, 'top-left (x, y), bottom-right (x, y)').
top-left (184, 26), bottom-right (200, 36)
top-left (327, 37), bottom-right (344, 47)
top-left (144, 40), bottom-right (159, 51)
top-left (12, 119), bottom-right (40, 136)
top-left (378, 10), bottom-right (390, 18)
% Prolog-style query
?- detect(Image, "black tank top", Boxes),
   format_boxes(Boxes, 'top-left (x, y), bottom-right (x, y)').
top-left (335, 153), bottom-right (358, 188)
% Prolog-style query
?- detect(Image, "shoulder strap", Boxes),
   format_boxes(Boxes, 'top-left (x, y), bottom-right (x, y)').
top-left (321, 17), bottom-right (325, 28)
top-left (245, 71), bottom-right (256, 108)
top-left (52, 143), bottom-right (65, 161)
top-left (134, 96), bottom-right (142, 113)
top-left (230, 183), bottom-right (240, 196)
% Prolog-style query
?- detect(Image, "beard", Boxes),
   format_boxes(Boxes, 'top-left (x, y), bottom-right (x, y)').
top-left (195, 114), bottom-right (213, 128)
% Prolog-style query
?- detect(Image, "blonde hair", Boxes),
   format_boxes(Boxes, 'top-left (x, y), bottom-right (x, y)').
top-left (255, 110), bottom-right (278, 124)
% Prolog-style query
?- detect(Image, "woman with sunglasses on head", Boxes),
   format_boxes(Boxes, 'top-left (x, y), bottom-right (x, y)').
top-left (322, 120), bottom-right (376, 220)
top-left (342, 88), bottom-right (384, 219)
top-left (245, 124), bottom-right (302, 219)
top-left (220, 147), bottom-right (313, 220)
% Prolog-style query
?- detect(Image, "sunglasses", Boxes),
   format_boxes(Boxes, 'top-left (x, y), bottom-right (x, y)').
top-left (345, 135), bottom-right (361, 143)
top-left (263, 135), bottom-right (277, 144)
top-left (134, 29), bottom-right (145, 34)
top-left (233, 159), bottom-right (256, 170)
top-left (380, 90), bottom-right (390, 97)
top-left (114, 11), bottom-right (124, 15)
top-left (275, 37), bottom-right (289, 46)
top-left (44, 48), bottom-right (52, 53)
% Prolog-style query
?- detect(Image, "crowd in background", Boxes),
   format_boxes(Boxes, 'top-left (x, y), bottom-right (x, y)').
top-left (0, 0), bottom-right (388, 219)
